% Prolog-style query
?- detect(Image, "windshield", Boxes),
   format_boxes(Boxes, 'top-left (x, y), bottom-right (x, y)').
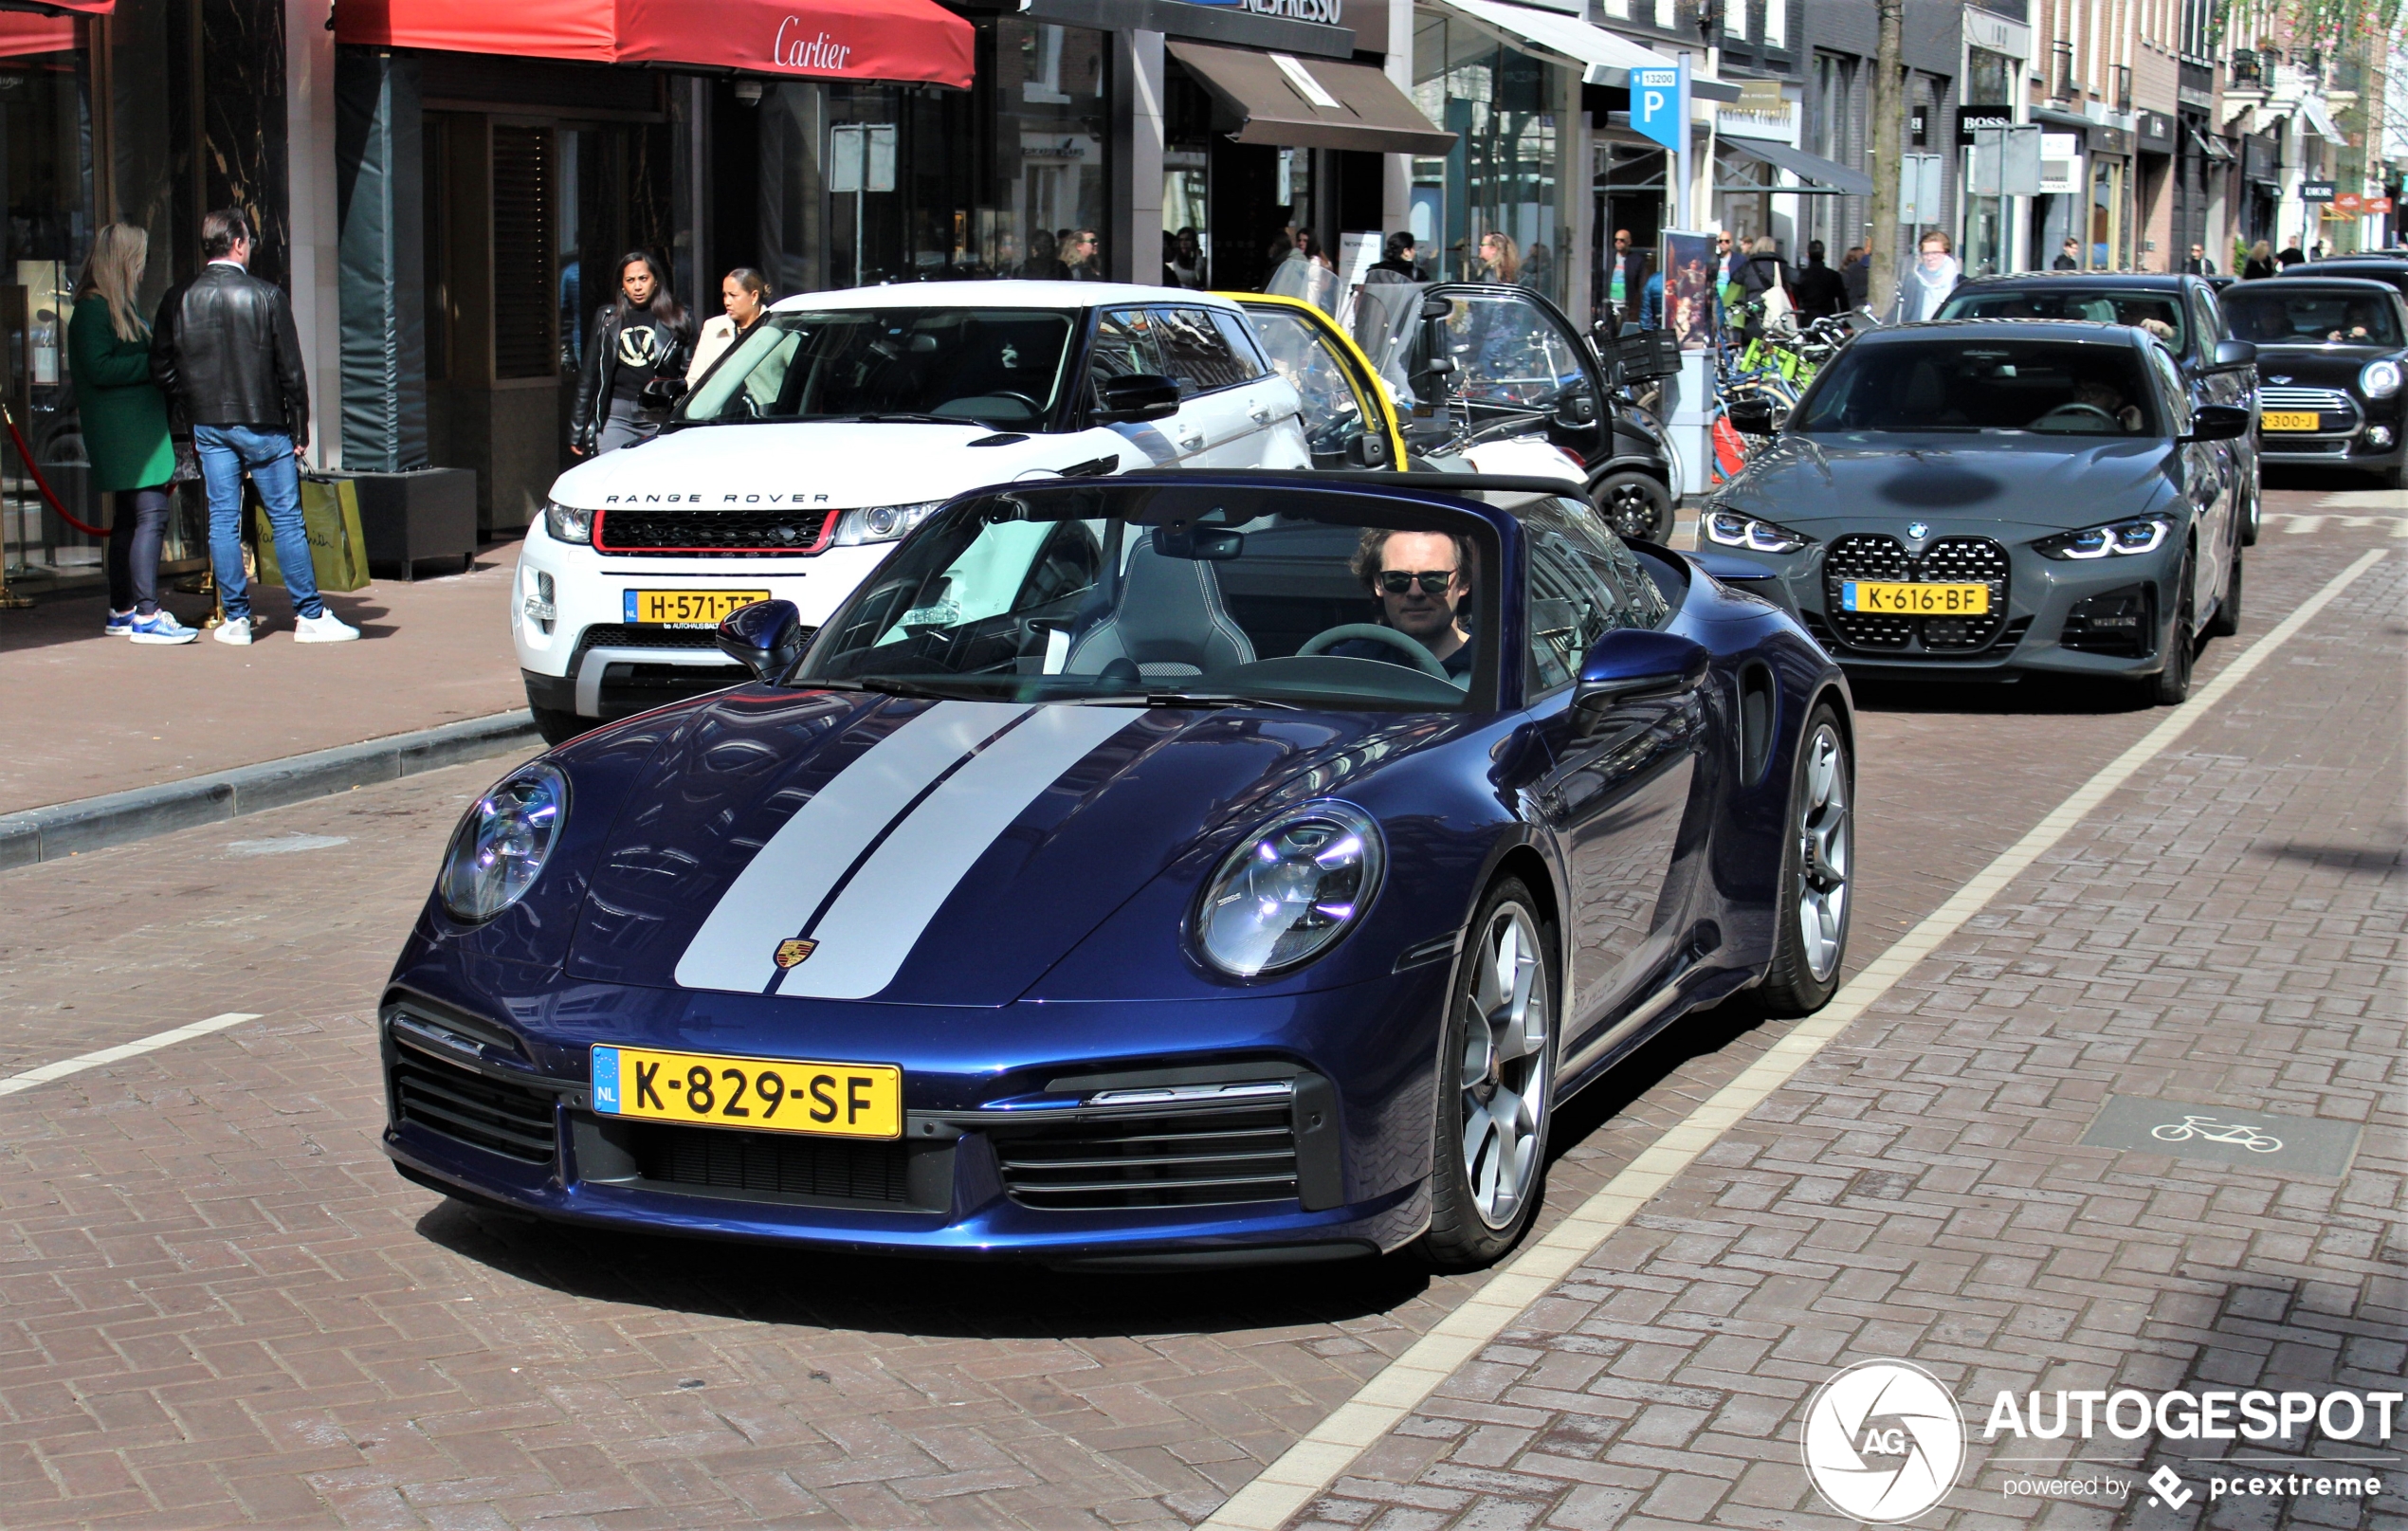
top-left (1794, 340), bottom-right (2162, 436)
top-left (676, 308), bottom-right (1078, 428)
top-left (1348, 283), bottom-right (1583, 419)
top-left (795, 482), bottom-right (1500, 713)
top-left (1938, 287), bottom-right (2187, 351)
top-left (2222, 289), bottom-right (2403, 347)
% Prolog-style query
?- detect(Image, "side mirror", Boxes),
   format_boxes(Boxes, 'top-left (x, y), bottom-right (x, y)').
top-left (1419, 294), bottom-right (1453, 320)
top-left (2185, 402), bottom-right (2253, 442)
top-left (2211, 338), bottom-right (2257, 372)
top-left (1571, 630), bottom-right (1710, 736)
top-left (1344, 431), bottom-right (1391, 467)
top-left (1553, 384), bottom-right (1599, 429)
top-left (717, 598), bottom-right (808, 683)
top-left (1095, 374), bottom-right (1179, 423)
top-left (1724, 396), bottom-right (1777, 434)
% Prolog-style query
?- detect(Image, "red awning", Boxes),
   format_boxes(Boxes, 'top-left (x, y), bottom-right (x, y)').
top-left (0, 15), bottom-right (78, 60)
top-left (335, 0), bottom-right (975, 90)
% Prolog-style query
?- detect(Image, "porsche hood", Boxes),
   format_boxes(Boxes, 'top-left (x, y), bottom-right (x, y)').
top-left (1718, 435), bottom-right (2180, 534)
top-left (563, 689), bottom-right (1409, 1006)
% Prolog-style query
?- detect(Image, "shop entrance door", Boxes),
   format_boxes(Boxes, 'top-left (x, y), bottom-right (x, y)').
top-left (1208, 137), bottom-right (1286, 295)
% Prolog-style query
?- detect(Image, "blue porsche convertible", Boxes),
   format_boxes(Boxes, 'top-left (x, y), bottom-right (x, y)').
top-left (381, 473), bottom-right (1852, 1270)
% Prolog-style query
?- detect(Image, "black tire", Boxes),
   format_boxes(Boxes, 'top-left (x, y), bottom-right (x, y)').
top-left (1418, 878), bottom-right (1557, 1273)
top-left (2151, 550), bottom-right (2198, 706)
top-left (1592, 469), bottom-right (1673, 543)
top-left (2381, 463), bottom-right (2407, 492)
top-left (1753, 703), bottom-right (1852, 1017)
top-left (2204, 545), bottom-right (2242, 638)
top-left (2238, 478), bottom-right (2262, 546)
top-left (532, 704), bottom-right (591, 747)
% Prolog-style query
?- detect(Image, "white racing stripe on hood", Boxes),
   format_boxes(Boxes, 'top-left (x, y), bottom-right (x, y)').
top-left (774, 705), bottom-right (1139, 1001)
top-left (673, 701), bottom-right (1033, 994)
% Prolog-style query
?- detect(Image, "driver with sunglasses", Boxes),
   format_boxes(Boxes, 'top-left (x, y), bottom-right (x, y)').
top-left (1325, 528), bottom-right (1476, 681)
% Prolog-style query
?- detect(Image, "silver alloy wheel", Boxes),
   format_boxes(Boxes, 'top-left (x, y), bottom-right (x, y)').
top-left (1460, 902), bottom-right (1548, 1230)
top-left (1796, 723), bottom-right (1852, 983)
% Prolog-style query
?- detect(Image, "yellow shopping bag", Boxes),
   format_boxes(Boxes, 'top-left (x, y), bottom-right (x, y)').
top-left (255, 476), bottom-right (372, 593)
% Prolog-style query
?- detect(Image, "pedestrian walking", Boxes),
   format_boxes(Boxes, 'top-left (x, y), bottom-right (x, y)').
top-left (571, 251), bottom-right (693, 457)
top-left (1839, 246), bottom-right (1870, 312)
top-left (687, 267), bottom-right (769, 386)
top-left (1733, 235), bottom-right (1794, 336)
top-left (150, 208), bottom-right (354, 646)
top-left (1890, 229), bottom-right (1961, 322)
top-left (2242, 240), bottom-right (2277, 279)
top-left (2183, 243), bottom-right (2216, 276)
top-left (1016, 229), bottom-right (1069, 281)
top-left (1606, 228), bottom-right (1648, 322)
top-left (2274, 240), bottom-right (2306, 268)
top-left (1367, 230), bottom-right (1420, 282)
top-left (2052, 238), bottom-right (2080, 270)
top-left (75, 224), bottom-right (195, 645)
top-left (1792, 240), bottom-right (1846, 319)
top-left (1168, 228), bottom-right (1209, 288)
top-left (1064, 228), bottom-right (1103, 280)
top-left (1476, 231), bottom-right (1521, 284)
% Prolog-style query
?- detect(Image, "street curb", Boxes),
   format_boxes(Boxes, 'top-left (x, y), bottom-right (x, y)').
top-left (0, 711), bottom-right (542, 869)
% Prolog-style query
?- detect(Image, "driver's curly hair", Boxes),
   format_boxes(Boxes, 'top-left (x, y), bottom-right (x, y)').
top-left (1350, 527), bottom-right (1477, 592)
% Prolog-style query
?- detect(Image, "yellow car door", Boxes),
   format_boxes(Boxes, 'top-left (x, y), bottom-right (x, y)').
top-left (1227, 294), bottom-right (1410, 470)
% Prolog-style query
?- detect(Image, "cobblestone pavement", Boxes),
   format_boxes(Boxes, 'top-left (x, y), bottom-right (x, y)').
top-left (0, 482), bottom-right (2395, 1528)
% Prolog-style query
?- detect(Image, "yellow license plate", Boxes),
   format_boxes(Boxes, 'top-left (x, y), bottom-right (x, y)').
top-left (1840, 580), bottom-right (1992, 615)
top-left (2259, 411), bottom-right (2320, 432)
top-left (623, 589), bottom-right (771, 627)
top-left (590, 1045), bottom-right (901, 1139)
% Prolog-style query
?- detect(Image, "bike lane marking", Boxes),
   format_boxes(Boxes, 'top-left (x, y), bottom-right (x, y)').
top-left (1201, 546), bottom-right (2392, 1531)
top-left (0, 1012), bottom-right (264, 1100)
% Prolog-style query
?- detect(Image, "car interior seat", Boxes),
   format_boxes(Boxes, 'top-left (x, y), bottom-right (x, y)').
top-left (1065, 539), bottom-right (1256, 679)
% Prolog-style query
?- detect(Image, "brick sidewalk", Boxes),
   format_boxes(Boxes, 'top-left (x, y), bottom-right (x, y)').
top-left (0, 548), bottom-right (525, 815)
top-left (1285, 555), bottom-right (2405, 1528)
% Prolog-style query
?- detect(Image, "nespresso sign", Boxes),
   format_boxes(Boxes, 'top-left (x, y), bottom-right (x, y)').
top-left (1168, 0), bottom-right (1345, 24)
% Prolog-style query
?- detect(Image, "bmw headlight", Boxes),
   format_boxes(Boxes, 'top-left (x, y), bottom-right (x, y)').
top-left (2361, 359), bottom-right (2402, 400)
top-left (544, 500), bottom-right (594, 545)
top-left (2034, 517), bottom-right (2170, 560)
top-left (831, 500), bottom-right (946, 546)
top-left (439, 765), bottom-right (569, 923)
top-left (1703, 508), bottom-right (1812, 554)
top-left (1194, 801), bottom-right (1384, 978)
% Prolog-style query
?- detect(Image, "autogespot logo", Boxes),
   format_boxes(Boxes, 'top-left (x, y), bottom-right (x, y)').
top-left (1802, 1360), bottom-right (1966, 1522)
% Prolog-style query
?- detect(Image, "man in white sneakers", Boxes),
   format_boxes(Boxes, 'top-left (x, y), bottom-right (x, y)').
top-left (150, 208), bottom-right (356, 645)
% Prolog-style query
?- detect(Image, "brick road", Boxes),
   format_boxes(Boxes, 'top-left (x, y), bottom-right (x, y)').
top-left (0, 478), bottom-right (2396, 1527)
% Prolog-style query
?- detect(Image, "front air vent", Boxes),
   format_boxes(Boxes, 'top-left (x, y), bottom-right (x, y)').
top-left (630, 1123), bottom-right (912, 1205)
top-left (993, 1103), bottom-right (1301, 1211)
top-left (391, 1048), bottom-right (557, 1164)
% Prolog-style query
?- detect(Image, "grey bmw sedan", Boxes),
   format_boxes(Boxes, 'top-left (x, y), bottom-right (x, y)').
top-left (1706, 320), bottom-right (2250, 705)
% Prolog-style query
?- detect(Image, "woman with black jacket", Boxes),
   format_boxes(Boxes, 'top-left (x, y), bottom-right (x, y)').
top-left (572, 251), bottom-right (695, 456)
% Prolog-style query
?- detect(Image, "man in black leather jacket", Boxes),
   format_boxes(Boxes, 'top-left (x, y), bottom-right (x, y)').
top-left (151, 207), bottom-right (355, 645)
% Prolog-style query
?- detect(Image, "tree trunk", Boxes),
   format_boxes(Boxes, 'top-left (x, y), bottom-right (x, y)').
top-left (1867, 0), bottom-right (1906, 318)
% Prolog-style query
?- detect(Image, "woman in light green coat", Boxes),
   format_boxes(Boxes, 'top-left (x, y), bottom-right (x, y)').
top-left (71, 223), bottom-right (194, 643)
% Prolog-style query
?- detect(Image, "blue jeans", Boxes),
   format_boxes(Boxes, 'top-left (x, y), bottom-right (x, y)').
top-left (195, 424), bottom-right (320, 621)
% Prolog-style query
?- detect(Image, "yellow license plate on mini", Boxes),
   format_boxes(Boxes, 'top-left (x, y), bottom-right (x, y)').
top-left (623, 589), bottom-right (770, 627)
top-left (1839, 581), bottom-right (1992, 615)
top-left (2259, 410), bottom-right (2320, 432)
top-left (590, 1045), bottom-right (902, 1139)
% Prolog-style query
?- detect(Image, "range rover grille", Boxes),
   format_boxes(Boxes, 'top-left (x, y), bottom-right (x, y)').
top-left (594, 508), bottom-right (839, 556)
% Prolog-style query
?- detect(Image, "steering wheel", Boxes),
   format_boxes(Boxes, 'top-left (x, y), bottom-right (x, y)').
top-left (1297, 623), bottom-right (1451, 681)
top-left (2033, 402), bottom-right (2117, 429)
top-left (983, 392), bottom-right (1044, 419)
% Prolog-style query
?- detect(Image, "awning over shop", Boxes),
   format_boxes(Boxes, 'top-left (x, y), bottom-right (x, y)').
top-left (2298, 97), bottom-right (2344, 145)
top-left (334, 0), bottom-right (975, 90)
top-left (1427, 0), bottom-right (1741, 100)
top-left (2189, 126), bottom-right (2235, 162)
top-left (1166, 40), bottom-right (1454, 155)
top-left (1717, 133), bottom-right (1873, 196)
top-left (0, 1), bottom-right (107, 62)
top-left (2029, 104), bottom-right (2094, 134)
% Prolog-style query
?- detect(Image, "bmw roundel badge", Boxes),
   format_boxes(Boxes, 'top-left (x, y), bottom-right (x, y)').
top-left (1906, 520), bottom-right (1930, 539)
top-left (774, 938), bottom-right (819, 969)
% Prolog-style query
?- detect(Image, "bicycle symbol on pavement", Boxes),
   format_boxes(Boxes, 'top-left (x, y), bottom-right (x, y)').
top-left (2150, 1116), bottom-right (2283, 1153)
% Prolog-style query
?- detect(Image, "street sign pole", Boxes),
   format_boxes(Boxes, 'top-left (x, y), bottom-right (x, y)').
top-left (1673, 53), bottom-right (1692, 230)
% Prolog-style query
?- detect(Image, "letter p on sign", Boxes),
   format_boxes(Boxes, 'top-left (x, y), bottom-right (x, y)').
top-left (1635, 66), bottom-right (1683, 152)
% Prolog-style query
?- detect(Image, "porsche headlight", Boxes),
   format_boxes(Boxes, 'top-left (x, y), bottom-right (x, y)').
top-left (1194, 801), bottom-right (1384, 977)
top-left (2360, 359), bottom-right (2402, 400)
top-left (831, 500), bottom-right (946, 546)
top-left (1703, 508), bottom-right (1812, 555)
top-left (544, 500), bottom-right (594, 545)
top-left (2034, 517), bottom-right (2171, 560)
top-left (439, 765), bottom-right (568, 923)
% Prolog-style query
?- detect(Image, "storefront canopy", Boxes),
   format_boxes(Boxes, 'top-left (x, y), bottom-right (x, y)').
top-left (1718, 133), bottom-right (1873, 197)
top-left (2298, 97), bottom-right (2344, 145)
top-left (0, 2), bottom-right (106, 62)
top-left (1166, 41), bottom-right (1453, 155)
top-left (1426, 0), bottom-right (1739, 100)
top-left (334, 0), bottom-right (974, 90)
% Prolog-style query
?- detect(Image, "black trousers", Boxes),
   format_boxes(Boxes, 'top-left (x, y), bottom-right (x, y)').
top-left (105, 485), bottom-right (173, 614)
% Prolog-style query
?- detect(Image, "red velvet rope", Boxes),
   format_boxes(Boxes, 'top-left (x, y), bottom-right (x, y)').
top-left (1, 410), bottom-right (109, 538)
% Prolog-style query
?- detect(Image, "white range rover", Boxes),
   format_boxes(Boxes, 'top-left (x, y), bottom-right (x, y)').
top-left (514, 282), bottom-right (1308, 740)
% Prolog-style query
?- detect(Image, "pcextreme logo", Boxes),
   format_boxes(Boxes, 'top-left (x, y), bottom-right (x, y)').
top-left (1802, 1360), bottom-right (1966, 1522)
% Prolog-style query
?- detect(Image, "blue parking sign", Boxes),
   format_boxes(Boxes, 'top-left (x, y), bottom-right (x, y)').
top-left (1633, 64), bottom-right (1684, 152)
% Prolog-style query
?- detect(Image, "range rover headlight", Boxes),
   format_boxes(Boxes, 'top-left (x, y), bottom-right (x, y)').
top-left (438, 765), bottom-right (568, 923)
top-left (1703, 508), bottom-right (1812, 554)
top-left (2360, 359), bottom-right (2402, 400)
top-left (831, 500), bottom-right (946, 546)
top-left (1193, 801), bottom-right (1384, 978)
top-left (544, 500), bottom-right (594, 545)
top-left (2034, 517), bottom-right (2171, 559)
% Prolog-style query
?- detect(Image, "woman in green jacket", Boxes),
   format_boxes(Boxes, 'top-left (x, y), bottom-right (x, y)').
top-left (72, 223), bottom-right (194, 644)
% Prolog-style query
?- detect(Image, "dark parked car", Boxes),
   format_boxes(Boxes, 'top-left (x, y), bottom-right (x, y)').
top-left (1709, 320), bottom-right (2250, 704)
top-left (2225, 277), bottom-right (2408, 488)
top-left (1936, 271), bottom-right (2263, 541)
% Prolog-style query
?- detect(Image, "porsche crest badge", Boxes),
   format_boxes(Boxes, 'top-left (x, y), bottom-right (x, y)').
top-left (773, 938), bottom-right (819, 969)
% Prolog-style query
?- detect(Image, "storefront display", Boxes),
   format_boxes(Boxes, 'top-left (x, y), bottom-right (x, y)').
top-left (1411, 9), bottom-right (1579, 308)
